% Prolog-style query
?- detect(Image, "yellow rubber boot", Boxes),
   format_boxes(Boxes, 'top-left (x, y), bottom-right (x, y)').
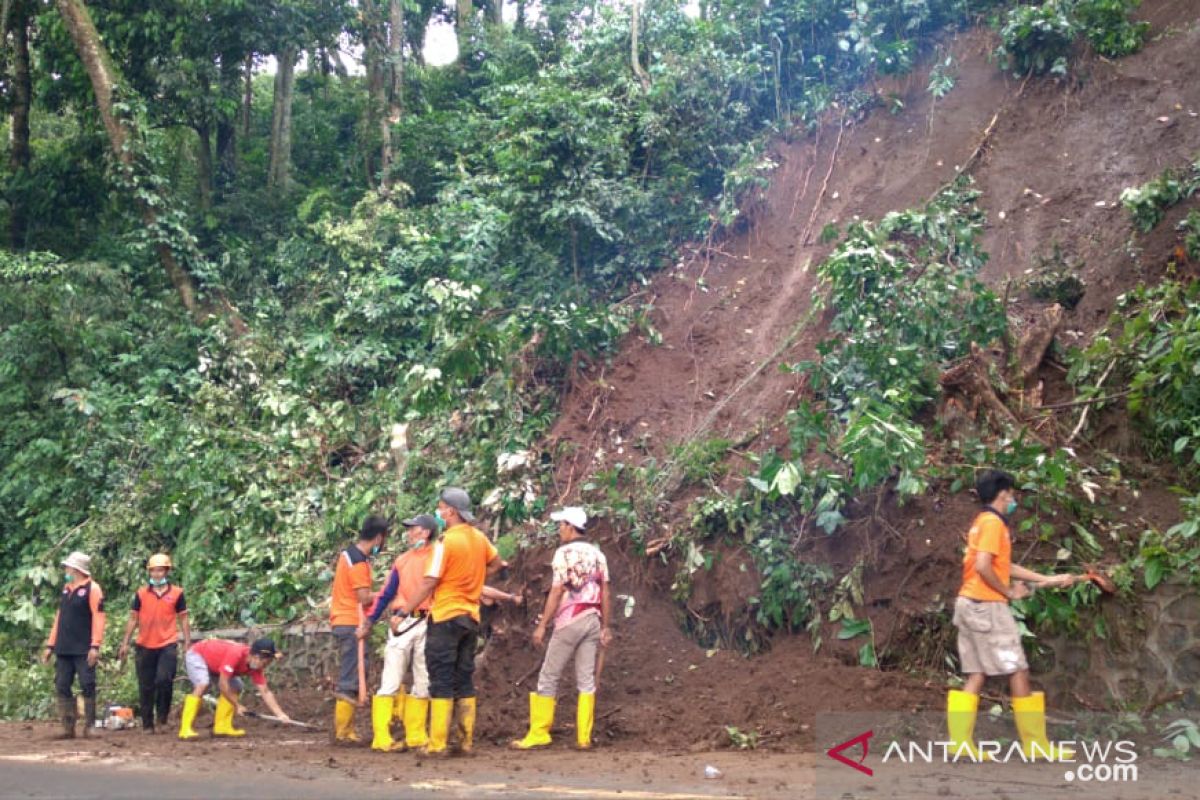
top-left (454, 697), bottom-right (477, 754)
top-left (334, 698), bottom-right (360, 743)
top-left (371, 695), bottom-right (399, 751)
top-left (510, 693), bottom-right (555, 750)
top-left (392, 688), bottom-right (407, 725)
top-left (178, 695), bottom-right (201, 740)
top-left (946, 690), bottom-right (990, 761)
top-left (404, 697), bottom-right (430, 749)
top-left (576, 692), bottom-right (595, 749)
top-left (213, 696), bottom-right (245, 737)
top-left (1013, 692), bottom-right (1074, 761)
top-left (426, 698), bottom-right (453, 756)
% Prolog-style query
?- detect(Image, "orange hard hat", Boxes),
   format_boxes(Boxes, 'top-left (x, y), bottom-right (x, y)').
top-left (146, 553), bottom-right (172, 570)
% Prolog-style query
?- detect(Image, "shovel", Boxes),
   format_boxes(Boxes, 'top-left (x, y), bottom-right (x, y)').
top-left (1076, 563), bottom-right (1116, 594)
top-left (201, 696), bottom-right (318, 729)
top-left (243, 710), bottom-right (319, 730)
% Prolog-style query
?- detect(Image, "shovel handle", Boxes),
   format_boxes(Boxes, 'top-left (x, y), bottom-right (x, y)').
top-left (357, 604), bottom-right (368, 706)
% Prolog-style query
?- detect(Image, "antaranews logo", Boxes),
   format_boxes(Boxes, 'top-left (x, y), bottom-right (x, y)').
top-left (824, 729), bottom-right (1139, 784)
top-left (825, 730), bottom-right (874, 776)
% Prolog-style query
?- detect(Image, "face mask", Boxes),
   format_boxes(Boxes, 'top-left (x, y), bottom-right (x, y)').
top-left (64, 572), bottom-right (76, 584)
top-left (149, 576), bottom-right (168, 587)
top-left (1006, 499), bottom-right (1018, 516)
top-left (434, 511), bottom-right (447, 532)
top-left (370, 545), bottom-right (381, 556)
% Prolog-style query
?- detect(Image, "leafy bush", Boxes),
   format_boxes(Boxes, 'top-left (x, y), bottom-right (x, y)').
top-left (996, 1), bottom-right (1078, 76)
top-left (1074, 0), bottom-right (1149, 57)
top-left (1072, 280), bottom-right (1200, 472)
top-left (1119, 159), bottom-right (1200, 232)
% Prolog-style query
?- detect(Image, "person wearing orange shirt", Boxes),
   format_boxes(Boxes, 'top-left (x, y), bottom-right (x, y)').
top-left (358, 514), bottom-right (437, 751)
top-left (948, 469), bottom-right (1076, 762)
top-left (330, 515), bottom-right (390, 742)
top-left (117, 553), bottom-right (191, 733)
top-left (40, 551), bottom-right (106, 740)
top-left (392, 488), bottom-right (503, 756)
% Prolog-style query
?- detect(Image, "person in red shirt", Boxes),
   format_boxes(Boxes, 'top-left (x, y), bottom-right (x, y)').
top-left (117, 553), bottom-right (191, 733)
top-left (948, 469), bottom-right (1076, 762)
top-left (358, 513), bottom-right (436, 751)
top-left (177, 638), bottom-right (290, 739)
top-left (40, 551), bottom-right (106, 740)
top-left (329, 515), bottom-right (389, 742)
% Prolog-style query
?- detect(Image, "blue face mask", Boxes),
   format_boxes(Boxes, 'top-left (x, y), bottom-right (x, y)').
top-left (370, 545), bottom-right (381, 556)
top-left (64, 572), bottom-right (76, 584)
top-left (149, 576), bottom-right (168, 587)
top-left (1006, 499), bottom-right (1018, 516)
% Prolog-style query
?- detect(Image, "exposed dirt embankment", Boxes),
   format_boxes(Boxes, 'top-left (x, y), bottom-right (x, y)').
top-left (501, 0), bottom-right (1200, 748)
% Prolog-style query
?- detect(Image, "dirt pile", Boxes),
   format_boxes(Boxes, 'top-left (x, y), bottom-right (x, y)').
top-left (514, 0), bottom-right (1200, 742)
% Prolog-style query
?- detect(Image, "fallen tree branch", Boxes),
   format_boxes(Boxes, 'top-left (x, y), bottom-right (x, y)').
top-left (1029, 389), bottom-right (1132, 414)
top-left (1067, 358), bottom-right (1117, 443)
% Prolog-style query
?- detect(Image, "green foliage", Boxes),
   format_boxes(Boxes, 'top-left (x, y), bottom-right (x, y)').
top-left (1181, 211), bottom-right (1200, 261)
top-left (725, 725), bottom-right (760, 750)
top-left (996, 1), bottom-right (1078, 76)
top-left (1027, 243), bottom-right (1086, 309)
top-left (671, 438), bottom-right (733, 486)
top-left (994, 0), bottom-right (1146, 75)
top-left (1155, 719), bottom-right (1200, 760)
top-left (1119, 159), bottom-right (1200, 233)
top-left (1071, 280), bottom-right (1200, 472)
top-left (809, 181), bottom-right (1006, 418)
top-left (927, 54), bottom-right (957, 98)
top-left (1074, 0), bottom-right (1149, 57)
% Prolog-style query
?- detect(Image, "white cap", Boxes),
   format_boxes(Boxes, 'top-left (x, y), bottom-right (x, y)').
top-left (550, 506), bottom-right (587, 531)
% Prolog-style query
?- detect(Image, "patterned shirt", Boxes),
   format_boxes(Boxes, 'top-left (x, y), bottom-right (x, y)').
top-left (551, 540), bottom-right (609, 629)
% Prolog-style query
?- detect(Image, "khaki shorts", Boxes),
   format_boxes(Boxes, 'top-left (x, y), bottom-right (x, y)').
top-left (952, 596), bottom-right (1028, 676)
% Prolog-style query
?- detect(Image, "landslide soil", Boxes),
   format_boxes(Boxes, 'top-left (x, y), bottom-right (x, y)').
top-left (526, 0), bottom-right (1200, 745)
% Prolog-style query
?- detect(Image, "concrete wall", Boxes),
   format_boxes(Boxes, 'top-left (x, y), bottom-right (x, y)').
top-left (1033, 578), bottom-right (1200, 710)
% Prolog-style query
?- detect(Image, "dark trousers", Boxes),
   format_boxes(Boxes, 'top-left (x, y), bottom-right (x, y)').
top-left (54, 654), bottom-right (96, 701)
top-left (135, 643), bottom-right (177, 728)
top-left (425, 615), bottom-right (478, 700)
top-left (332, 625), bottom-right (361, 696)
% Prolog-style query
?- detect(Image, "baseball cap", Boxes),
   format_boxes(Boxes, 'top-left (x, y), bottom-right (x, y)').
top-left (250, 638), bottom-right (279, 658)
top-left (550, 506), bottom-right (588, 531)
top-left (401, 514), bottom-right (439, 533)
top-left (439, 487), bottom-right (476, 523)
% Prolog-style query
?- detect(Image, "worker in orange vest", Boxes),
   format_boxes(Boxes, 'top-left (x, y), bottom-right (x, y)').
top-left (118, 553), bottom-right (191, 733)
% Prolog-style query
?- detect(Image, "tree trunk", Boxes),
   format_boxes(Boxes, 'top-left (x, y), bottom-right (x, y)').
top-left (456, 0), bottom-right (473, 60)
top-left (515, 0), bottom-right (525, 31)
top-left (388, 0), bottom-right (404, 111)
top-left (381, 0), bottom-right (404, 193)
top-left (242, 52), bottom-right (253, 138)
top-left (216, 118), bottom-right (236, 192)
top-left (488, 0), bottom-right (502, 25)
top-left (631, 0), bottom-right (650, 90)
top-left (361, 0), bottom-right (388, 189)
top-left (267, 47), bottom-right (296, 193)
top-left (8, 0), bottom-right (32, 248)
top-left (53, 0), bottom-right (244, 332)
top-left (195, 123), bottom-right (213, 211)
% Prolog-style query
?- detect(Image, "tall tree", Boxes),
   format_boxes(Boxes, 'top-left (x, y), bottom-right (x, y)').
top-left (7, 0), bottom-right (33, 248)
top-left (631, 0), bottom-right (649, 90)
top-left (267, 47), bottom-right (297, 192)
top-left (456, 0), bottom-right (473, 60)
top-left (383, 0), bottom-right (404, 193)
top-left (53, 0), bottom-right (245, 332)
